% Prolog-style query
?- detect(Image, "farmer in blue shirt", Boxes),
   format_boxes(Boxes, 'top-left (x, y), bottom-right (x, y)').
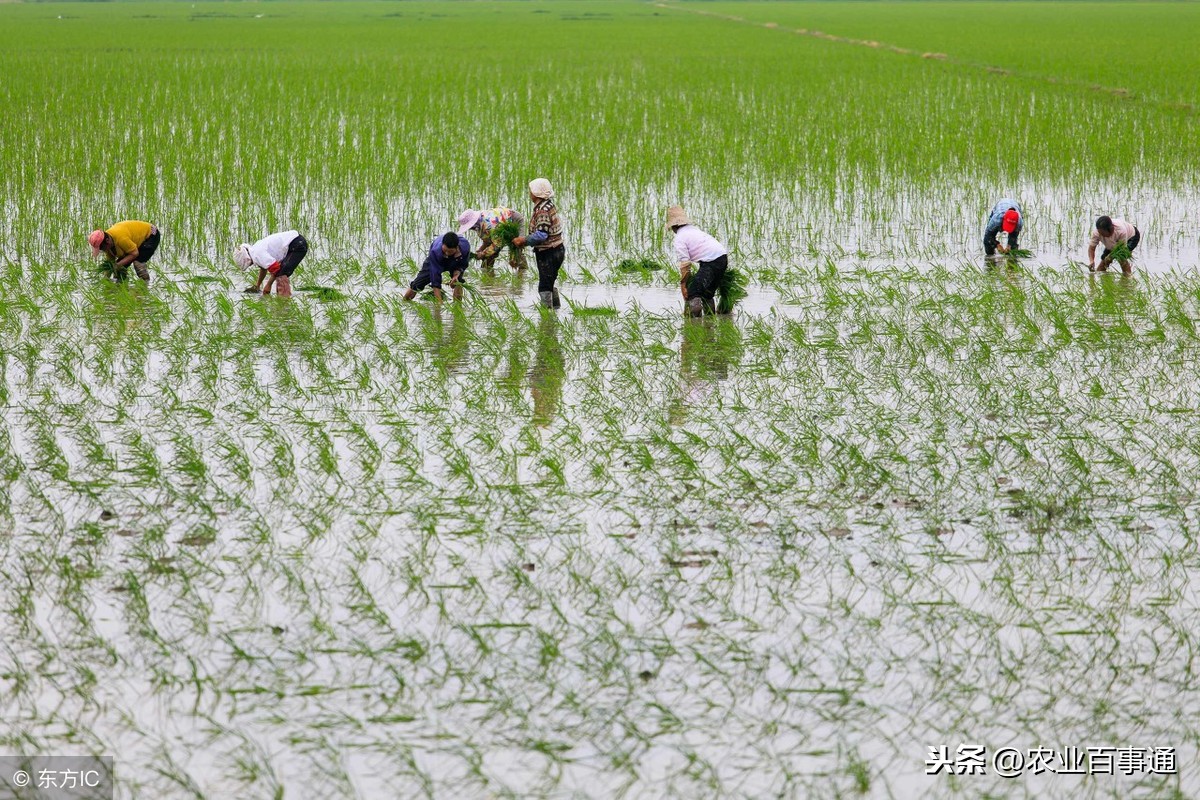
top-left (404, 233), bottom-right (471, 302)
top-left (983, 199), bottom-right (1023, 257)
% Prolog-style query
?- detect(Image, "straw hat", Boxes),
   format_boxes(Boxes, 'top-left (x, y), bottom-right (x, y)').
top-left (665, 205), bottom-right (691, 230)
top-left (529, 178), bottom-right (554, 199)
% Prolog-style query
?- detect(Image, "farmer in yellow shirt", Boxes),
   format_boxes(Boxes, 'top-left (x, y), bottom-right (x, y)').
top-left (88, 220), bottom-right (161, 281)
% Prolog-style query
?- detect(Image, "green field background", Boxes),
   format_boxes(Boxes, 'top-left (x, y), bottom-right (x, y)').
top-left (3, 3), bottom-right (1200, 799)
top-left (2, 1), bottom-right (1198, 268)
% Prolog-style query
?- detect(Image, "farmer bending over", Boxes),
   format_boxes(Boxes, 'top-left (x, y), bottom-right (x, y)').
top-left (234, 231), bottom-right (309, 297)
top-left (88, 220), bottom-right (160, 282)
top-left (404, 233), bottom-right (471, 302)
top-left (983, 199), bottom-right (1022, 257)
top-left (457, 207), bottom-right (527, 272)
top-left (513, 178), bottom-right (565, 309)
top-left (1088, 215), bottom-right (1141, 275)
top-left (667, 205), bottom-right (728, 317)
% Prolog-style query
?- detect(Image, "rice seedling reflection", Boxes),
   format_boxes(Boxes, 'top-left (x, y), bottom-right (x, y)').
top-left (530, 315), bottom-right (565, 427)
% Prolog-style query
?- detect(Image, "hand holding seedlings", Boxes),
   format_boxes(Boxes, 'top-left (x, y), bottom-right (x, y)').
top-left (666, 205), bottom-right (736, 316)
top-left (982, 201), bottom-right (1021, 258)
top-left (403, 233), bottom-right (471, 302)
top-left (1088, 216), bottom-right (1140, 276)
top-left (88, 221), bottom-right (160, 282)
top-left (233, 233), bottom-right (309, 297)
top-left (457, 209), bottom-right (528, 272)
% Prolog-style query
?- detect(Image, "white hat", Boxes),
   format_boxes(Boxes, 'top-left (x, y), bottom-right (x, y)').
top-left (529, 178), bottom-right (554, 199)
top-left (233, 244), bottom-right (253, 270)
top-left (457, 209), bottom-right (482, 236)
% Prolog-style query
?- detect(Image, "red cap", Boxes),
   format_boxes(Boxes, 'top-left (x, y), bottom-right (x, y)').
top-left (1001, 209), bottom-right (1020, 234)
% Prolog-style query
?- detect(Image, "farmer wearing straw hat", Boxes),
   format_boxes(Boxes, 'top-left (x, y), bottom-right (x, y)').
top-left (1088, 215), bottom-right (1141, 275)
top-left (233, 231), bottom-right (309, 297)
top-left (512, 178), bottom-right (565, 309)
top-left (983, 199), bottom-right (1023, 257)
top-left (666, 205), bottom-right (728, 317)
top-left (457, 207), bottom-right (528, 272)
top-left (403, 232), bottom-right (472, 302)
top-left (87, 220), bottom-right (160, 282)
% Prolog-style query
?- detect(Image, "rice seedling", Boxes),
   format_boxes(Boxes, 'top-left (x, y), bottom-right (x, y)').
top-left (715, 267), bottom-right (748, 314)
top-left (485, 218), bottom-right (522, 250)
top-left (616, 256), bottom-right (667, 273)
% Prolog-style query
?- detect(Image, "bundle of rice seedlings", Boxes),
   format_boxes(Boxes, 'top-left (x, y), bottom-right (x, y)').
top-left (616, 256), bottom-right (666, 272)
top-left (1108, 242), bottom-right (1133, 263)
top-left (293, 285), bottom-right (348, 301)
top-left (716, 267), bottom-right (748, 314)
top-left (97, 261), bottom-right (129, 282)
top-left (487, 219), bottom-right (522, 249)
top-left (1007, 248), bottom-right (1033, 259)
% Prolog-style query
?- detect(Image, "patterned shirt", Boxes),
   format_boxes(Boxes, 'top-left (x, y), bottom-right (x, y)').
top-left (480, 207), bottom-right (520, 234)
top-left (526, 199), bottom-right (564, 250)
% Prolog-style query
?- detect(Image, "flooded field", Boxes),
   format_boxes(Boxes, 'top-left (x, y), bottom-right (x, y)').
top-left (2, 1), bottom-right (1200, 798)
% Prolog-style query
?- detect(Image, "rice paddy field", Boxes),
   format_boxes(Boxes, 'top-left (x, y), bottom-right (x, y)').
top-left (2, 1), bottom-right (1200, 798)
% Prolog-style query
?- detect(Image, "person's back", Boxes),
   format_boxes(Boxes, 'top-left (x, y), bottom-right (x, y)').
top-left (107, 220), bottom-right (154, 258)
top-left (672, 224), bottom-right (727, 266)
top-left (252, 230), bottom-right (300, 262)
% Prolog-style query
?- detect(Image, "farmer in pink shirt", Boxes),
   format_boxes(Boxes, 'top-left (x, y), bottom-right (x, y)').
top-left (1088, 216), bottom-right (1141, 275)
top-left (666, 205), bottom-right (728, 317)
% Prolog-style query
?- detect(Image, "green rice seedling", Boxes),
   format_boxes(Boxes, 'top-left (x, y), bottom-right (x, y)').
top-left (616, 256), bottom-right (666, 272)
top-left (487, 219), bottom-right (522, 250)
top-left (564, 298), bottom-right (619, 318)
top-left (293, 285), bottom-right (348, 301)
top-left (715, 267), bottom-right (748, 314)
top-left (1107, 241), bottom-right (1134, 264)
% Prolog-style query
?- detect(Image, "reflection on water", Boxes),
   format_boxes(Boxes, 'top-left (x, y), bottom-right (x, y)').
top-left (529, 315), bottom-right (565, 427)
top-left (474, 269), bottom-right (527, 303)
top-left (440, 305), bottom-right (472, 375)
top-left (416, 304), bottom-right (471, 375)
top-left (671, 316), bottom-right (744, 425)
top-left (1088, 269), bottom-right (1147, 323)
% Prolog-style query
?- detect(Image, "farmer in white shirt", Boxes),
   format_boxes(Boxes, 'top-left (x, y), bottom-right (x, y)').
top-left (234, 231), bottom-right (309, 297)
top-left (1087, 216), bottom-right (1141, 275)
top-left (666, 205), bottom-right (728, 317)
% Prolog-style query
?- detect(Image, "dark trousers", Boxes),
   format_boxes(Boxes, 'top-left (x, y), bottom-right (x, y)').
top-left (687, 254), bottom-right (728, 310)
top-left (535, 245), bottom-right (565, 293)
top-left (410, 255), bottom-right (467, 291)
top-left (1102, 227), bottom-right (1141, 260)
top-left (278, 234), bottom-right (308, 277)
top-left (136, 229), bottom-right (161, 263)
